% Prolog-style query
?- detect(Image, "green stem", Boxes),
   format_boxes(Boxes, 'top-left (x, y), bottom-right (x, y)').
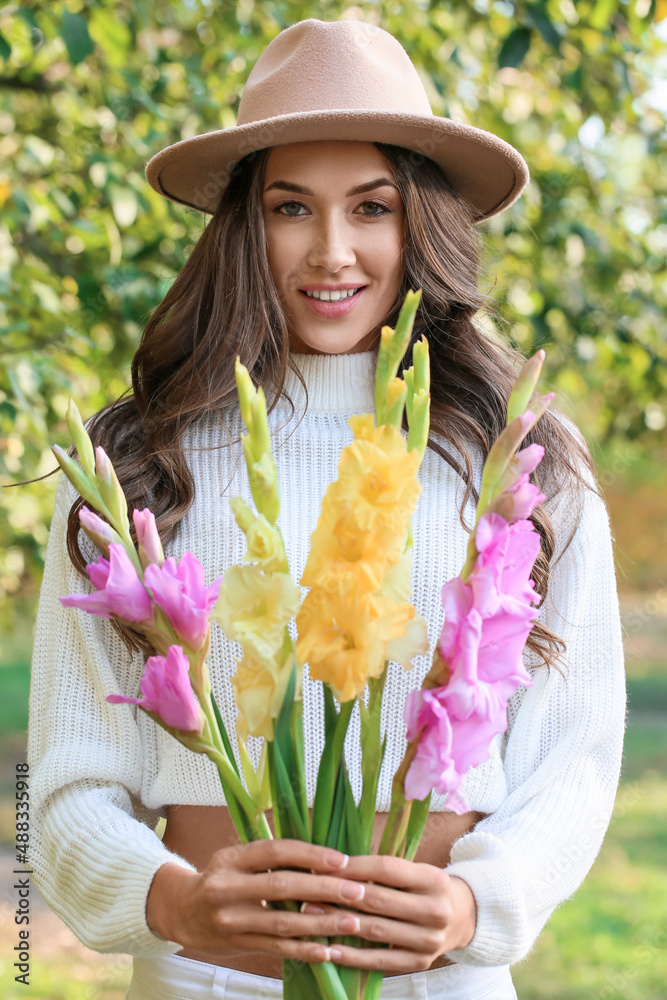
top-left (378, 739), bottom-right (420, 857)
top-left (309, 958), bottom-right (349, 999)
top-left (208, 744), bottom-right (273, 842)
top-left (202, 705), bottom-right (272, 841)
top-left (290, 695), bottom-right (310, 838)
top-left (116, 525), bottom-right (144, 576)
top-left (359, 667), bottom-right (388, 852)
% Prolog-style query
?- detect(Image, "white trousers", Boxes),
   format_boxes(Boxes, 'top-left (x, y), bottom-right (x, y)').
top-left (125, 953), bottom-right (518, 999)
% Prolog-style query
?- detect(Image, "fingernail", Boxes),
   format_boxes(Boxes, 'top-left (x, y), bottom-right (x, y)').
top-left (337, 915), bottom-right (360, 934)
top-left (324, 850), bottom-right (349, 869)
top-left (340, 881), bottom-right (365, 901)
top-left (330, 947), bottom-right (344, 960)
top-left (300, 902), bottom-right (326, 914)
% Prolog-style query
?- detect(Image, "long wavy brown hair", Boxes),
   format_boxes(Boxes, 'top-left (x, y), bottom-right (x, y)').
top-left (50, 141), bottom-right (597, 673)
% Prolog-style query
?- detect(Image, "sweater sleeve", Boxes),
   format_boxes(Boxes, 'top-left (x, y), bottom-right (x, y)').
top-left (27, 472), bottom-right (197, 956)
top-left (443, 465), bottom-right (627, 967)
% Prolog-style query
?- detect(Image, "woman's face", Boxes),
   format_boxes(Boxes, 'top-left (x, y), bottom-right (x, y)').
top-left (262, 141), bottom-right (405, 355)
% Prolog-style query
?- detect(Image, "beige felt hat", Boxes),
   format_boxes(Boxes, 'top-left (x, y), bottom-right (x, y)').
top-left (145, 18), bottom-right (529, 223)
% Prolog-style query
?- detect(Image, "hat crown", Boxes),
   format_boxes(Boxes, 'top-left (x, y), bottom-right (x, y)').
top-left (237, 18), bottom-right (433, 125)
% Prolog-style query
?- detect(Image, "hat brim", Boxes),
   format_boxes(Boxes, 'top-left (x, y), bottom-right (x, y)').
top-left (145, 109), bottom-right (529, 222)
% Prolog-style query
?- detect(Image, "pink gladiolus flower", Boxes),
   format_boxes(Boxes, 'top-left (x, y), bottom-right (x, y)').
top-left (515, 443), bottom-right (544, 476)
top-left (107, 645), bottom-right (203, 732)
top-left (60, 543), bottom-right (153, 622)
top-left (86, 555), bottom-right (111, 591)
top-left (133, 508), bottom-right (165, 566)
top-left (470, 514), bottom-right (542, 618)
top-left (95, 445), bottom-right (112, 481)
top-left (144, 552), bottom-right (222, 650)
top-left (404, 689), bottom-right (461, 802)
top-left (404, 513), bottom-right (541, 809)
top-left (79, 506), bottom-right (117, 543)
top-left (503, 474), bottom-right (546, 521)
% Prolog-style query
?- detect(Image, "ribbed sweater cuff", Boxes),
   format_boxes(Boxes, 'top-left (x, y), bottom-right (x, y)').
top-left (442, 832), bottom-right (527, 967)
top-left (113, 847), bottom-right (199, 956)
top-left (32, 786), bottom-right (201, 957)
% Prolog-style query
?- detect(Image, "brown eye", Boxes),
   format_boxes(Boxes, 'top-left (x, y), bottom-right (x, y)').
top-left (359, 201), bottom-right (391, 216)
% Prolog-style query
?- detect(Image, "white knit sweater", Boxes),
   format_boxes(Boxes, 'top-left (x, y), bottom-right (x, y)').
top-left (27, 347), bottom-right (627, 968)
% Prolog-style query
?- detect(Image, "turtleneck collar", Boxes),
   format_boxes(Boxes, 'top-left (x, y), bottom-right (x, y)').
top-left (275, 348), bottom-right (379, 414)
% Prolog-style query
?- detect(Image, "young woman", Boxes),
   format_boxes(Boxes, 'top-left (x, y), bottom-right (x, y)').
top-left (27, 18), bottom-right (626, 1000)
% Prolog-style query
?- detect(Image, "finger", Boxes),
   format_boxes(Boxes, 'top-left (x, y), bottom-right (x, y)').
top-left (212, 868), bottom-right (442, 930)
top-left (347, 879), bottom-right (453, 930)
top-left (225, 904), bottom-right (361, 939)
top-left (338, 853), bottom-right (435, 891)
top-left (226, 839), bottom-right (349, 874)
top-left (301, 904), bottom-right (439, 954)
top-left (232, 870), bottom-right (368, 907)
top-left (233, 932), bottom-right (333, 964)
top-left (328, 943), bottom-right (435, 973)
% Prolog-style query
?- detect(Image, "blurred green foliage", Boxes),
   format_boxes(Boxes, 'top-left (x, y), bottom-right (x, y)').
top-left (0, 0), bottom-right (666, 629)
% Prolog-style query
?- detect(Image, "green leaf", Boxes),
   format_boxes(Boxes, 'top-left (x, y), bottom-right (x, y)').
top-left (312, 696), bottom-right (354, 846)
top-left (326, 763), bottom-right (347, 853)
top-left (323, 684), bottom-right (338, 738)
top-left (342, 767), bottom-right (364, 854)
top-left (268, 737), bottom-right (309, 842)
top-left (210, 689), bottom-right (240, 778)
top-left (273, 656), bottom-right (296, 743)
top-left (273, 659), bottom-right (303, 800)
top-left (289, 690), bottom-right (309, 830)
top-left (267, 745), bottom-right (282, 840)
top-left (404, 793), bottom-right (432, 861)
top-left (60, 11), bottom-right (94, 66)
top-left (0, 29), bottom-right (11, 61)
top-left (563, 64), bottom-right (583, 93)
top-left (271, 660), bottom-right (309, 840)
top-left (359, 669), bottom-right (388, 852)
top-left (590, 0), bottom-right (618, 30)
top-left (89, 8), bottom-right (132, 66)
top-left (211, 758), bottom-right (254, 843)
top-left (237, 736), bottom-right (261, 800)
top-left (526, 2), bottom-right (562, 52)
top-left (498, 27), bottom-right (532, 69)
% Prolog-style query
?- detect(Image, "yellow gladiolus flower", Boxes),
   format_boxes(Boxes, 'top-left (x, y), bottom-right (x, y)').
top-left (296, 406), bottom-right (425, 701)
top-left (297, 586), bottom-right (425, 702)
top-left (232, 652), bottom-right (292, 740)
top-left (385, 611), bottom-right (429, 670)
top-left (301, 507), bottom-right (400, 593)
top-left (243, 513), bottom-right (288, 573)
top-left (331, 420), bottom-right (422, 535)
top-left (212, 564), bottom-right (301, 665)
top-left (377, 545), bottom-right (413, 603)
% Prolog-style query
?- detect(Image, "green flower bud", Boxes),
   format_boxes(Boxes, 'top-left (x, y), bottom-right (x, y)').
top-left (506, 350), bottom-right (546, 426)
top-left (66, 399), bottom-right (96, 478)
top-left (52, 445), bottom-right (102, 509)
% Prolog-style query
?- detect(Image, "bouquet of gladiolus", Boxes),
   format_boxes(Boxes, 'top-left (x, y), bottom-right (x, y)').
top-left (54, 290), bottom-right (553, 1000)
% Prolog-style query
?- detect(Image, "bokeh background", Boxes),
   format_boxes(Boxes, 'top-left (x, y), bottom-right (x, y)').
top-left (1, 1), bottom-right (666, 997)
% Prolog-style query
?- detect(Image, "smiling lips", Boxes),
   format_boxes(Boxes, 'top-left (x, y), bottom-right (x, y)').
top-left (299, 286), bottom-right (366, 316)
top-left (300, 282), bottom-right (367, 296)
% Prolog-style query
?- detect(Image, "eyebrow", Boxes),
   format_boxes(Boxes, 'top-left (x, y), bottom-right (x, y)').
top-left (263, 177), bottom-right (398, 197)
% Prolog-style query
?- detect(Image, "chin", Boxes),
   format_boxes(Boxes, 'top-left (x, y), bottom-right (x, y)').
top-left (292, 334), bottom-right (370, 355)
top-left (295, 325), bottom-right (381, 354)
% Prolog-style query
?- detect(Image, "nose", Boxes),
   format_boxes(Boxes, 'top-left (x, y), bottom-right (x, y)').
top-left (306, 213), bottom-right (356, 273)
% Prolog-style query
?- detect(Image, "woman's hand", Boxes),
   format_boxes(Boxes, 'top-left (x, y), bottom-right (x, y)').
top-left (146, 839), bottom-right (389, 965)
top-left (301, 854), bottom-right (477, 974)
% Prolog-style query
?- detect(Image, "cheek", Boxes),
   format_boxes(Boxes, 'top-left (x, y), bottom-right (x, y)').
top-left (265, 224), bottom-right (301, 285)
top-left (370, 224), bottom-right (404, 274)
